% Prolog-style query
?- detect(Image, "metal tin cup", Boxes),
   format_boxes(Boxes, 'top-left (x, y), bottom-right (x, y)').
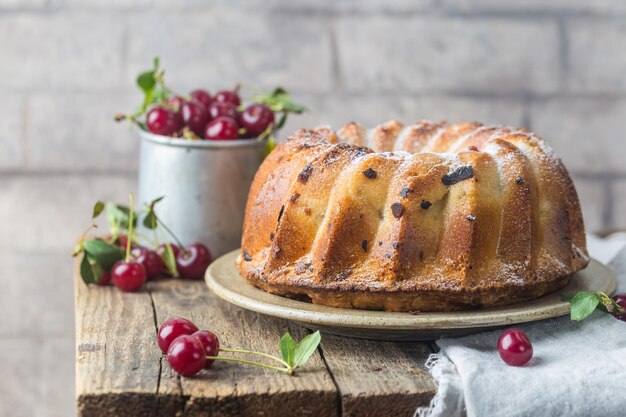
top-left (137, 130), bottom-right (266, 258)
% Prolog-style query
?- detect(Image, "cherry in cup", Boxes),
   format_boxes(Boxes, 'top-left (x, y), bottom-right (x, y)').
top-left (190, 89), bottom-right (212, 108)
top-left (204, 116), bottom-right (239, 140)
top-left (208, 101), bottom-right (237, 120)
top-left (214, 90), bottom-right (240, 106)
top-left (176, 243), bottom-right (213, 279)
top-left (182, 101), bottom-right (210, 137)
top-left (497, 328), bottom-right (533, 366)
top-left (146, 106), bottom-right (182, 136)
top-left (166, 96), bottom-right (186, 117)
top-left (240, 104), bottom-right (275, 137)
top-left (158, 317), bottom-right (199, 353)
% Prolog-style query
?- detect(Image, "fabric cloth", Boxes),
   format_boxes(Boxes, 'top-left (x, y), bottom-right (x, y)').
top-left (416, 234), bottom-right (626, 417)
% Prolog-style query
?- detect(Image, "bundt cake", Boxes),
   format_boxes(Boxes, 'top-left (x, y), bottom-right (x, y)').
top-left (236, 120), bottom-right (589, 311)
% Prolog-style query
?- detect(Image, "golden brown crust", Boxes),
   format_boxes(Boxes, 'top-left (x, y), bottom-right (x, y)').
top-left (237, 122), bottom-right (589, 312)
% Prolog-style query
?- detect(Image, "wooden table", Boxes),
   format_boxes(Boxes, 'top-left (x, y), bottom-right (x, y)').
top-left (75, 261), bottom-right (437, 417)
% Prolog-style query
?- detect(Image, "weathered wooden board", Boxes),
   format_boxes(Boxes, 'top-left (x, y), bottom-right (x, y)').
top-left (319, 335), bottom-right (436, 417)
top-left (149, 279), bottom-right (337, 417)
top-left (75, 258), bottom-right (437, 417)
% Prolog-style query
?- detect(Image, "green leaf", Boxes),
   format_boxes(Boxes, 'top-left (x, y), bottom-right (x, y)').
top-left (252, 87), bottom-right (307, 118)
top-left (80, 254), bottom-right (104, 285)
top-left (83, 239), bottom-right (124, 271)
top-left (137, 70), bottom-right (156, 93)
top-left (293, 331), bottom-right (321, 368)
top-left (143, 211), bottom-right (158, 230)
top-left (92, 201), bottom-right (105, 219)
top-left (160, 242), bottom-right (178, 277)
top-left (275, 112), bottom-right (288, 130)
top-left (279, 332), bottom-right (297, 368)
top-left (570, 291), bottom-right (601, 321)
top-left (150, 196), bottom-right (165, 206)
top-left (106, 203), bottom-right (136, 231)
top-left (263, 137), bottom-right (277, 158)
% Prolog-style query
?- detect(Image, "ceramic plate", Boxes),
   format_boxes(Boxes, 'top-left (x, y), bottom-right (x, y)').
top-left (206, 250), bottom-right (616, 341)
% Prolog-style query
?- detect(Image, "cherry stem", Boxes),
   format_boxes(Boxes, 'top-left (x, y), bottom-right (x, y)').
top-left (125, 193), bottom-right (135, 262)
top-left (219, 348), bottom-right (289, 367)
top-left (156, 217), bottom-right (186, 251)
top-left (206, 355), bottom-right (293, 375)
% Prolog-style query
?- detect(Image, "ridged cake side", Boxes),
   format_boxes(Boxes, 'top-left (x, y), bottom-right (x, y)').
top-left (237, 121), bottom-right (589, 311)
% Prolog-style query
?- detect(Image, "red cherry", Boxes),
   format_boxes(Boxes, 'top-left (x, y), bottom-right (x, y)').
top-left (167, 335), bottom-right (206, 376)
top-left (176, 243), bottom-right (213, 279)
top-left (208, 101), bottom-right (237, 120)
top-left (111, 261), bottom-right (146, 292)
top-left (214, 90), bottom-right (240, 106)
top-left (108, 234), bottom-right (129, 248)
top-left (240, 104), bottom-right (275, 137)
top-left (182, 101), bottom-right (210, 137)
top-left (498, 328), bottom-right (533, 366)
top-left (192, 330), bottom-right (220, 368)
top-left (131, 247), bottom-right (163, 280)
top-left (166, 96), bottom-right (186, 117)
top-left (97, 271), bottom-right (112, 286)
top-left (190, 89), bottom-right (212, 108)
top-left (146, 106), bottom-right (183, 136)
top-left (157, 243), bottom-right (181, 258)
top-left (157, 317), bottom-right (199, 353)
top-left (613, 294), bottom-right (626, 321)
top-left (204, 117), bottom-right (239, 140)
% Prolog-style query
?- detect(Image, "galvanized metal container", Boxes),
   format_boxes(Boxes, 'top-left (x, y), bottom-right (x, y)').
top-left (137, 130), bottom-right (266, 257)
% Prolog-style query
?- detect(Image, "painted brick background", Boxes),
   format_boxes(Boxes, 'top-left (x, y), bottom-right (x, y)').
top-left (1, 0), bottom-right (624, 415)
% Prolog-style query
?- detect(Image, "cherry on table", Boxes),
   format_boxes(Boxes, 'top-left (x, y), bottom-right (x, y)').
top-left (158, 317), bottom-right (199, 353)
top-left (157, 243), bottom-right (181, 259)
top-left (167, 335), bottom-right (206, 376)
top-left (497, 328), bottom-right (533, 366)
top-left (193, 330), bottom-right (220, 368)
top-left (97, 271), bottom-right (112, 286)
top-left (613, 293), bottom-right (626, 321)
top-left (111, 261), bottom-right (146, 292)
top-left (131, 247), bottom-right (164, 280)
top-left (190, 89), bottom-right (212, 108)
top-left (214, 90), bottom-right (241, 106)
top-left (204, 117), bottom-right (239, 140)
top-left (208, 101), bottom-right (237, 120)
top-left (240, 104), bottom-right (275, 137)
top-left (176, 243), bottom-right (213, 279)
top-left (182, 101), bottom-right (210, 137)
top-left (146, 106), bottom-right (183, 136)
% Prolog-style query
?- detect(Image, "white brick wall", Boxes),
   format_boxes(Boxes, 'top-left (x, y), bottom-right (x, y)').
top-left (127, 12), bottom-right (334, 94)
top-left (530, 98), bottom-right (626, 174)
top-left (336, 17), bottom-right (560, 94)
top-left (566, 20), bottom-right (626, 93)
top-left (0, 13), bottom-right (125, 91)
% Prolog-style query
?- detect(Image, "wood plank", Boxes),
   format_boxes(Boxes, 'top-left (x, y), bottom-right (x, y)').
top-left (318, 335), bottom-right (437, 417)
top-left (74, 259), bottom-right (183, 417)
top-left (76, 256), bottom-right (438, 417)
top-left (148, 279), bottom-right (338, 417)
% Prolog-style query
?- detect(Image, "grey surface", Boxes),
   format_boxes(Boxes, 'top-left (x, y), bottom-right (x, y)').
top-left (0, 0), bottom-right (625, 415)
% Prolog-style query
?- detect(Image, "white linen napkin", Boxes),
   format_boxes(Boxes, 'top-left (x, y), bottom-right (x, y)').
top-left (417, 234), bottom-right (626, 417)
